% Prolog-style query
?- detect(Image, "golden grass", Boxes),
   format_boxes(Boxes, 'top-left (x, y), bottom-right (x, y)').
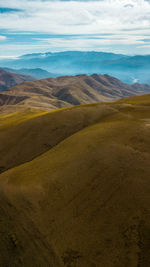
top-left (1, 95), bottom-right (150, 266)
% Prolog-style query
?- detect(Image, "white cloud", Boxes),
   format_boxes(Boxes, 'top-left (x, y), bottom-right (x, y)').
top-left (0, 0), bottom-right (150, 54)
top-left (34, 34), bottom-right (146, 48)
top-left (0, 36), bottom-right (7, 41)
top-left (0, 0), bottom-right (150, 35)
top-left (0, 55), bottom-right (18, 59)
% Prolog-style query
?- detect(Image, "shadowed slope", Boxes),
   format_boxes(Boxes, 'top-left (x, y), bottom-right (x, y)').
top-left (1, 74), bottom-right (150, 111)
top-left (0, 68), bottom-right (35, 91)
top-left (0, 104), bottom-right (116, 173)
top-left (1, 95), bottom-right (150, 266)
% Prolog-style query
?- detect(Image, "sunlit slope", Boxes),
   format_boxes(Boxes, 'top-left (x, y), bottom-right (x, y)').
top-left (0, 104), bottom-right (116, 173)
top-left (1, 95), bottom-right (150, 266)
top-left (1, 74), bottom-right (150, 111)
top-left (117, 93), bottom-right (150, 105)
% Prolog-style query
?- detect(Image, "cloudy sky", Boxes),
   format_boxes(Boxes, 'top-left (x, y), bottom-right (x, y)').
top-left (0, 0), bottom-right (150, 57)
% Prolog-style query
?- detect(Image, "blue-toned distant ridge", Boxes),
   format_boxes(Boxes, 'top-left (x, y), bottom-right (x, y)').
top-left (0, 51), bottom-right (150, 84)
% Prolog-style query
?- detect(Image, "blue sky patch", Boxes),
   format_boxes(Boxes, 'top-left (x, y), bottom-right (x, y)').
top-left (0, 8), bottom-right (22, 13)
top-left (0, 0), bottom-right (150, 57)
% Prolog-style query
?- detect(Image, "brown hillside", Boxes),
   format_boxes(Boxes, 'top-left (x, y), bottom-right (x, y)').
top-left (0, 68), bottom-right (35, 91)
top-left (0, 74), bottom-right (150, 111)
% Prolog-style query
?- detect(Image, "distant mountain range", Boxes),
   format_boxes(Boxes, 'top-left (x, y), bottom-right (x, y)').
top-left (0, 51), bottom-right (150, 84)
top-left (1, 73), bottom-right (150, 111)
top-left (4, 67), bottom-right (60, 80)
top-left (0, 68), bottom-right (35, 91)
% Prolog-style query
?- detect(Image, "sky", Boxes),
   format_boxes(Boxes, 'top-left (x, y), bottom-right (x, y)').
top-left (0, 0), bottom-right (150, 57)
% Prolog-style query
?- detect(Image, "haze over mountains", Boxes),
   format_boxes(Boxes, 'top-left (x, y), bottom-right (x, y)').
top-left (1, 74), bottom-right (150, 111)
top-left (0, 68), bottom-right (35, 92)
top-left (1, 51), bottom-right (150, 84)
top-left (2, 0), bottom-right (150, 263)
top-left (1, 51), bottom-right (150, 266)
top-left (1, 49), bottom-right (150, 267)
top-left (4, 67), bottom-right (59, 80)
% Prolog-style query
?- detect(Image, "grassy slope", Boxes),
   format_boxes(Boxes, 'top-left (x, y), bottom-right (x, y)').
top-left (0, 104), bottom-right (116, 173)
top-left (1, 94), bottom-right (150, 266)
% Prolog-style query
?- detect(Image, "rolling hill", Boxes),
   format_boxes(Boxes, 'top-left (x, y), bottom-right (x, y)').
top-left (1, 94), bottom-right (150, 266)
top-left (0, 74), bottom-right (150, 111)
top-left (0, 68), bottom-right (35, 92)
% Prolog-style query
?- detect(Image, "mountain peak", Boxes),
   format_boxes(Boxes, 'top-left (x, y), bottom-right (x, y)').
top-left (1, 73), bottom-right (150, 111)
top-left (0, 68), bottom-right (35, 92)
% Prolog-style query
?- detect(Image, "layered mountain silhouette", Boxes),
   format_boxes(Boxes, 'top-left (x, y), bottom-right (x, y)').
top-left (0, 68), bottom-right (35, 91)
top-left (1, 51), bottom-right (150, 83)
top-left (1, 73), bottom-right (150, 110)
top-left (1, 94), bottom-right (150, 266)
top-left (4, 67), bottom-right (59, 79)
top-left (1, 60), bottom-right (150, 266)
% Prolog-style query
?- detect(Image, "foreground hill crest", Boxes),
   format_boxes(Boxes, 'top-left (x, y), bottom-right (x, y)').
top-left (1, 94), bottom-right (150, 266)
